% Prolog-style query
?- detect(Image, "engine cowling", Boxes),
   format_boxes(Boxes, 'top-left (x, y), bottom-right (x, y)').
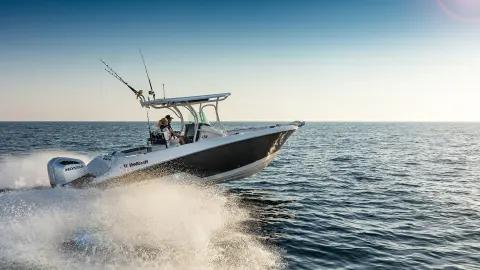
top-left (47, 157), bottom-right (88, 188)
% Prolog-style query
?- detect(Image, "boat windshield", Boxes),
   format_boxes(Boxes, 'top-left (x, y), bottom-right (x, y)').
top-left (187, 110), bottom-right (210, 125)
top-left (199, 111), bottom-right (210, 125)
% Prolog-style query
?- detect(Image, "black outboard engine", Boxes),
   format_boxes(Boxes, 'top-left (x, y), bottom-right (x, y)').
top-left (47, 157), bottom-right (88, 188)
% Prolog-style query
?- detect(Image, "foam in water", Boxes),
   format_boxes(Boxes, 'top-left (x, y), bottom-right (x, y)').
top-left (0, 152), bottom-right (283, 269)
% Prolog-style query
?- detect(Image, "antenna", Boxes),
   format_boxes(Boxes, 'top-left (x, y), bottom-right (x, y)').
top-left (139, 49), bottom-right (155, 99)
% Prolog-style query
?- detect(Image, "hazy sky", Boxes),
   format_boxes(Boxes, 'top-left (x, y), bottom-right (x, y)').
top-left (1, 0), bottom-right (479, 121)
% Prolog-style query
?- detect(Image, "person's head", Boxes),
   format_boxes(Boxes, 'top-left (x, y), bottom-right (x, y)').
top-left (160, 118), bottom-right (168, 126)
top-left (156, 118), bottom-right (167, 128)
top-left (165, 115), bottom-right (173, 123)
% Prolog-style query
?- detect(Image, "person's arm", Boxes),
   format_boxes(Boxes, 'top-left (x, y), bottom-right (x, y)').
top-left (168, 127), bottom-right (176, 137)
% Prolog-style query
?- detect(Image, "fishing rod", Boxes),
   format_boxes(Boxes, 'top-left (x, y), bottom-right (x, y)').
top-left (138, 50), bottom-right (160, 144)
top-left (139, 49), bottom-right (156, 99)
top-left (100, 59), bottom-right (143, 99)
top-left (101, 55), bottom-right (154, 144)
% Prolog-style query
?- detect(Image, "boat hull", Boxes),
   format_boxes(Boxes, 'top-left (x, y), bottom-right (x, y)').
top-left (67, 125), bottom-right (296, 188)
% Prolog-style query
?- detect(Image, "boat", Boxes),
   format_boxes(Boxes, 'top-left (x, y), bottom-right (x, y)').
top-left (47, 55), bottom-right (304, 189)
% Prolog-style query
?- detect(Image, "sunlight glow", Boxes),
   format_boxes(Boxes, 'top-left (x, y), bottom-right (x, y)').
top-left (437, 0), bottom-right (480, 23)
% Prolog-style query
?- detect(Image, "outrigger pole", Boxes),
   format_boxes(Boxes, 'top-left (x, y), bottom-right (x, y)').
top-left (100, 59), bottom-right (144, 99)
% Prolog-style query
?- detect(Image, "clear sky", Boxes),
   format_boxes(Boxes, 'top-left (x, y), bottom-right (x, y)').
top-left (1, 0), bottom-right (479, 122)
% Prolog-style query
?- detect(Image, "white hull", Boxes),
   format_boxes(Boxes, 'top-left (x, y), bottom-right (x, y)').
top-left (48, 124), bottom-right (299, 189)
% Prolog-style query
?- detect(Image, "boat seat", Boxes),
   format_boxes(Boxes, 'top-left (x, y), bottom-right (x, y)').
top-left (149, 131), bottom-right (169, 147)
top-left (184, 123), bottom-right (209, 144)
top-left (184, 123), bottom-right (194, 144)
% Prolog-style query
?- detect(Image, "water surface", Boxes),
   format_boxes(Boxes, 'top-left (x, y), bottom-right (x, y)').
top-left (1, 122), bottom-right (479, 269)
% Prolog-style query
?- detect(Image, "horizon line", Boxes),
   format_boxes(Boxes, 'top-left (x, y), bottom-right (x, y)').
top-left (2, 120), bottom-right (480, 123)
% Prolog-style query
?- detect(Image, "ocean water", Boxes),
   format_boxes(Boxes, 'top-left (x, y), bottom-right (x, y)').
top-left (1, 121), bottom-right (480, 269)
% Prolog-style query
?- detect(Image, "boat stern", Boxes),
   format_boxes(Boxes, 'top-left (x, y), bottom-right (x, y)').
top-left (47, 157), bottom-right (89, 188)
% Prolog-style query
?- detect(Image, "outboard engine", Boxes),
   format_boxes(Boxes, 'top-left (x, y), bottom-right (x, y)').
top-left (47, 157), bottom-right (88, 188)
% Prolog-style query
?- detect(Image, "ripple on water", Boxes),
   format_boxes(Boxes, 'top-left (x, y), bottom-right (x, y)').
top-left (2, 122), bottom-right (480, 269)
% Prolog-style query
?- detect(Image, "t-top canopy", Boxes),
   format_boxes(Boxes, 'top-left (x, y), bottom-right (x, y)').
top-left (141, 93), bottom-right (231, 108)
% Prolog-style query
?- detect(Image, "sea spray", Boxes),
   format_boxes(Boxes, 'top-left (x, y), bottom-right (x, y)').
top-left (0, 150), bottom-right (90, 190)
top-left (0, 175), bottom-right (284, 269)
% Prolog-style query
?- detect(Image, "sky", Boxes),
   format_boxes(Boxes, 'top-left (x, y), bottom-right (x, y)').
top-left (1, 0), bottom-right (480, 122)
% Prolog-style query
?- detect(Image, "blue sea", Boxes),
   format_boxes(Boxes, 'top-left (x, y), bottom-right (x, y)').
top-left (1, 122), bottom-right (479, 269)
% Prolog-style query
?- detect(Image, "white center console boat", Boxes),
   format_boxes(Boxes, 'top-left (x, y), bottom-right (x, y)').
top-left (47, 57), bottom-right (304, 189)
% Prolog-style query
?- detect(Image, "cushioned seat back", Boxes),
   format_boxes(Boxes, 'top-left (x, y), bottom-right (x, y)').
top-left (149, 131), bottom-right (169, 146)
